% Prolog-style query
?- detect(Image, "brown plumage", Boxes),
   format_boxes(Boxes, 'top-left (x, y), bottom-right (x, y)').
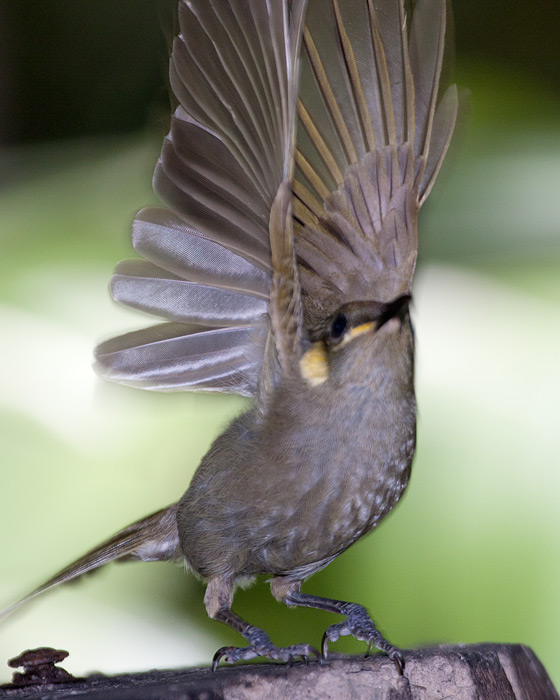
top-left (2, 0), bottom-right (458, 672)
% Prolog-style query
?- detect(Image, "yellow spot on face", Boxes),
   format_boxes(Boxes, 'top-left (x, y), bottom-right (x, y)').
top-left (336, 321), bottom-right (376, 348)
top-left (300, 342), bottom-right (329, 386)
top-left (349, 321), bottom-right (376, 338)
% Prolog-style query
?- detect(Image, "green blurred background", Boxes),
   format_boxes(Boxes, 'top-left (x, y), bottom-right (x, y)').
top-left (1, 0), bottom-right (559, 688)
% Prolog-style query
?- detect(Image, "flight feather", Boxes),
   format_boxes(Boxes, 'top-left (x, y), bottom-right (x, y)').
top-left (95, 0), bottom-right (307, 396)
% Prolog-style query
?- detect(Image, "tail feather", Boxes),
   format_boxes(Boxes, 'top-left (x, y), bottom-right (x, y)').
top-left (1, 505), bottom-right (181, 621)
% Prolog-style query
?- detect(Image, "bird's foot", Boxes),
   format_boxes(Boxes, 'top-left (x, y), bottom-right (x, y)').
top-left (321, 603), bottom-right (404, 674)
top-left (212, 627), bottom-right (321, 670)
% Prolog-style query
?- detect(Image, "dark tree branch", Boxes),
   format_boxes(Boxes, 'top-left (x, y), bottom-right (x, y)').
top-left (0, 644), bottom-right (558, 700)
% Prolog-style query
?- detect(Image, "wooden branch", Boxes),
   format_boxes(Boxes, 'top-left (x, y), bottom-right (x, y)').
top-left (1, 644), bottom-right (558, 700)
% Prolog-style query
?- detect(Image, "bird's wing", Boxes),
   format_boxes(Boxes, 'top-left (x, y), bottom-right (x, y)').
top-left (95, 0), bottom-right (306, 396)
top-left (294, 0), bottom-right (458, 328)
top-left (95, 0), bottom-right (457, 395)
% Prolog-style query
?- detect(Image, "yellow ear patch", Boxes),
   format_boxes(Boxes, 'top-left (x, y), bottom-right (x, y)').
top-left (350, 321), bottom-right (376, 337)
top-left (336, 321), bottom-right (376, 348)
top-left (300, 342), bottom-right (329, 386)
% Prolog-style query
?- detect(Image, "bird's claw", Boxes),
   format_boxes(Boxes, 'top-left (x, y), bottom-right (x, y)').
top-left (212, 645), bottom-right (254, 671)
top-left (321, 604), bottom-right (404, 674)
top-left (212, 630), bottom-right (321, 671)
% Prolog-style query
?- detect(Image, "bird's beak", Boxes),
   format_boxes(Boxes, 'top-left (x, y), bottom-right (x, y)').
top-left (377, 295), bottom-right (411, 329)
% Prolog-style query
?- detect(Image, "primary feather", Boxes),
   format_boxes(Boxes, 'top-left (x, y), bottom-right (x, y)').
top-left (95, 0), bottom-right (307, 397)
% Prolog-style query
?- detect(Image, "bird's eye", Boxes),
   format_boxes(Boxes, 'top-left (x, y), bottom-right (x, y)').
top-left (331, 313), bottom-right (347, 339)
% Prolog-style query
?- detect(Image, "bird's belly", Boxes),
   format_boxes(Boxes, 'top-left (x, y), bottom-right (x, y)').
top-left (254, 425), bottom-right (415, 577)
top-left (178, 388), bottom-right (416, 581)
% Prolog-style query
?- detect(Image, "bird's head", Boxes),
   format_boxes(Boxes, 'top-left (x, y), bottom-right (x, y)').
top-left (299, 295), bottom-right (413, 387)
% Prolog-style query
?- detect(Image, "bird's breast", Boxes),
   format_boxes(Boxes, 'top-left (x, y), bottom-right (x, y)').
top-left (254, 371), bottom-right (416, 573)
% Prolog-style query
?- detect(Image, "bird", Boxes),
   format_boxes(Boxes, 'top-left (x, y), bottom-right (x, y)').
top-left (2, 0), bottom-right (458, 673)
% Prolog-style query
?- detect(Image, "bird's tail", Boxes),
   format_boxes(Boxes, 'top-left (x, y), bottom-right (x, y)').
top-left (0, 504), bottom-right (181, 620)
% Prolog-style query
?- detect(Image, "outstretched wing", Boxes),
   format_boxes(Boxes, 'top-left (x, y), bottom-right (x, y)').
top-left (294, 0), bottom-right (458, 328)
top-left (95, 0), bottom-right (306, 396)
top-left (96, 0), bottom-right (457, 396)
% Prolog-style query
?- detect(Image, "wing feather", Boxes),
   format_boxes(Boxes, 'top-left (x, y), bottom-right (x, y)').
top-left (95, 323), bottom-right (263, 395)
top-left (132, 208), bottom-right (269, 298)
top-left (111, 260), bottom-right (267, 328)
top-left (418, 82), bottom-right (458, 203)
top-left (96, 0), bottom-right (455, 396)
top-left (95, 0), bottom-right (307, 396)
top-left (295, 0), bottom-right (457, 323)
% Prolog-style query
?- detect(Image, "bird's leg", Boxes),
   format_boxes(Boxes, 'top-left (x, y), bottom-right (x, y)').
top-left (205, 577), bottom-right (320, 669)
top-left (278, 584), bottom-right (404, 674)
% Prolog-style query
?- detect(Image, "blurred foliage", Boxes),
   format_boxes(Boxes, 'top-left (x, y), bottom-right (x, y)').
top-left (0, 0), bottom-right (175, 144)
top-left (0, 0), bottom-right (559, 692)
